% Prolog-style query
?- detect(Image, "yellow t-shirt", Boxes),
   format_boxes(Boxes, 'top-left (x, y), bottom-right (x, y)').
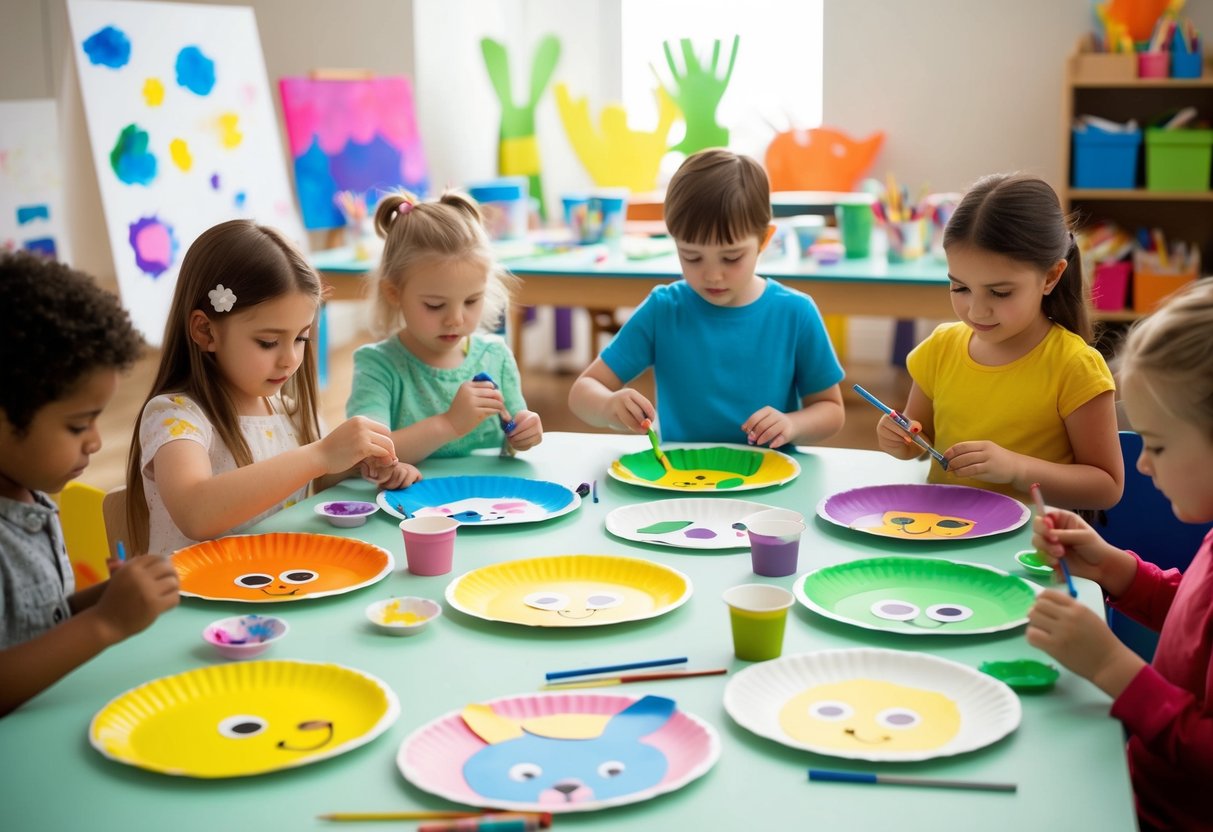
top-left (906, 321), bottom-right (1115, 500)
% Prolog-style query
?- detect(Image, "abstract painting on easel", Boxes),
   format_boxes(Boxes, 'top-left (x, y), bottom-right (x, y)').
top-left (0, 100), bottom-right (71, 262)
top-left (278, 76), bottom-right (429, 230)
top-left (66, 0), bottom-right (303, 345)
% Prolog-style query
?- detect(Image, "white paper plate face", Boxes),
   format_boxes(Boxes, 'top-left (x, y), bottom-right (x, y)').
top-left (723, 648), bottom-right (1020, 762)
top-left (604, 498), bottom-right (776, 550)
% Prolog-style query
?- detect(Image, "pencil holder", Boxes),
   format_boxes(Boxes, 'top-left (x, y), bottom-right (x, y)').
top-left (883, 219), bottom-right (926, 263)
top-left (1132, 250), bottom-right (1200, 313)
top-left (1170, 30), bottom-right (1203, 79)
top-left (1137, 51), bottom-right (1170, 78)
top-left (1090, 261), bottom-right (1131, 311)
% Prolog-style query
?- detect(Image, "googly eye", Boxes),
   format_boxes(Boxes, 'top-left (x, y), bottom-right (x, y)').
top-left (808, 701), bottom-right (854, 721)
top-left (234, 573), bottom-right (273, 588)
top-left (217, 715), bottom-right (267, 738)
top-left (524, 591), bottom-right (569, 611)
top-left (278, 569), bottom-right (318, 585)
top-left (876, 708), bottom-right (922, 730)
top-left (871, 599), bottom-right (920, 621)
top-left (508, 762), bottom-right (543, 782)
top-left (597, 760), bottom-right (626, 778)
top-left (584, 591), bottom-right (623, 610)
top-left (926, 603), bottom-right (973, 623)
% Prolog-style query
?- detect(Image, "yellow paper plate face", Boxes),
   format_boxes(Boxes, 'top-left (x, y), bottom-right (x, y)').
top-left (172, 532), bottom-right (393, 602)
top-left (445, 554), bottom-right (692, 627)
top-left (609, 445), bottom-right (800, 492)
top-left (90, 660), bottom-right (399, 777)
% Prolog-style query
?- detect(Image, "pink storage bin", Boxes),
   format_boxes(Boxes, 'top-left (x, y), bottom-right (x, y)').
top-left (1091, 261), bottom-right (1131, 311)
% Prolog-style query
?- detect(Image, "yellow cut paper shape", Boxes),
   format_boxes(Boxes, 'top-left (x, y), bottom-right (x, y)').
top-left (555, 83), bottom-right (678, 192)
top-left (778, 679), bottom-right (960, 753)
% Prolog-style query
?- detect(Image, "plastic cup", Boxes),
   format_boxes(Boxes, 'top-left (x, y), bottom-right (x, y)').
top-left (834, 196), bottom-right (875, 259)
top-left (741, 508), bottom-right (805, 527)
top-left (562, 194), bottom-right (591, 243)
top-left (587, 190), bottom-right (628, 251)
top-left (746, 518), bottom-right (805, 578)
top-left (885, 219), bottom-right (926, 263)
top-left (399, 516), bottom-right (459, 576)
top-left (722, 584), bottom-right (795, 661)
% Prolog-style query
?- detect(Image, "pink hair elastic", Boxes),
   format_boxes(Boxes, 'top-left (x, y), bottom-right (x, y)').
top-left (398, 200), bottom-right (415, 216)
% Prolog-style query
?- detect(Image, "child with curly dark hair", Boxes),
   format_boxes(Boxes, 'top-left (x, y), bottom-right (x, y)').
top-left (0, 252), bottom-right (179, 717)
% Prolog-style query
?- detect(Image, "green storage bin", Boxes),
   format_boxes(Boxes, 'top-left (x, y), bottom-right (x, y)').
top-left (1144, 128), bottom-right (1213, 192)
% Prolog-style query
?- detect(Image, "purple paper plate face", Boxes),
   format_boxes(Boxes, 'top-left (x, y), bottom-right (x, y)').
top-left (816, 484), bottom-right (1029, 541)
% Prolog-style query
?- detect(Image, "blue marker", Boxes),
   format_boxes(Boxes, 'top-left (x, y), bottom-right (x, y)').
top-left (116, 540), bottom-right (127, 562)
top-left (852, 384), bottom-right (948, 470)
top-left (472, 372), bottom-right (516, 433)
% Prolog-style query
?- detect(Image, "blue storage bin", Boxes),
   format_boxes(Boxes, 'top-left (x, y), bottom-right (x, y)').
top-left (1072, 126), bottom-right (1142, 189)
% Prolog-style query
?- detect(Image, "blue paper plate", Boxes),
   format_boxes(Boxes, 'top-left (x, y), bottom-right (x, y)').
top-left (377, 476), bottom-right (580, 526)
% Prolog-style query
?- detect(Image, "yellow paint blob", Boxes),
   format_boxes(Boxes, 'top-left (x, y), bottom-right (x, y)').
top-left (380, 601), bottom-right (425, 625)
top-left (143, 78), bottom-right (164, 107)
top-left (778, 679), bottom-right (961, 753)
top-left (169, 138), bottom-right (192, 172)
top-left (218, 113), bottom-right (243, 149)
top-left (163, 417), bottom-right (198, 437)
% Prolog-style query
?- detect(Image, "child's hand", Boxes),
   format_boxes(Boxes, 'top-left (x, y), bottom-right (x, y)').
top-left (1031, 508), bottom-right (1129, 586)
top-left (506, 410), bottom-right (543, 451)
top-left (875, 413), bottom-right (924, 459)
top-left (320, 416), bottom-right (397, 472)
top-left (93, 555), bottom-right (180, 643)
top-left (1027, 589), bottom-right (1144, 696)
top-left (606, 389), bottom-right (654, 433)
top-left (445, 380), bottom-right (508, 437)
top-left (742, 407), bottom-right (793, 449)
top-left (942, 440), bottom-right (1022, 484)
top-left (360, 459), bottom-right (422, 490)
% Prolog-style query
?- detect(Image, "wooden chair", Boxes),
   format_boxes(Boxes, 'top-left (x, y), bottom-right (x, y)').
top-left (102, 486), bottom-right (129, 560)
top-left (56, 482), bottom-right (110, 590)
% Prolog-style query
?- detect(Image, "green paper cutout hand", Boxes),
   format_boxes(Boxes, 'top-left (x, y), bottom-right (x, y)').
top-left (652, 36), bottom-right (739, 155)
top-left (480, 34), bottom-right (561, 220)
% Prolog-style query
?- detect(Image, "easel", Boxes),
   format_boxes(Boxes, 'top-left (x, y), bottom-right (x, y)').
top-left (308, 68), bottom-right (377, 250)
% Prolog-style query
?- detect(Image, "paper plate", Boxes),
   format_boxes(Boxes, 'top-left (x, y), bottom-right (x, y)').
top-left (378, 476), bottom-right (580, 525)
top-left (723, 648), bottom-right (1020, 762)
top-left (90, 660), bottom-right (399, 777)
top-left (445, 554), bottom-right (692, 627)
top-left (793, 556), bottom-right (1040, 635)
top-left (609, 445), bottom-right (800, 493)
top-left (397, 692), bottom-right (719, 812)
top-left (604, 498), bottom-right (776, 550)
top-left (817, 483), bottom-right (1030, 541)
top-left (173, 532), bottom-right (393, 603)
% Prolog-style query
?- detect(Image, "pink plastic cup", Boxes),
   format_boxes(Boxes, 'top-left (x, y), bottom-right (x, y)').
top-left (399, 516), bottom-right (459, 576)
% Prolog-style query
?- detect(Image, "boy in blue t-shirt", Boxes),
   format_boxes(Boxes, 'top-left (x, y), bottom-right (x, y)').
top-left (569, 149), bottom-right (845, 448)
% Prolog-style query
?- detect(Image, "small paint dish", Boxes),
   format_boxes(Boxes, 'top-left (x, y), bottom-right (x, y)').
top-left (315, 500), bottom-right (379, 528)
top-left (365, 596), bottom-right (442, 636)
top-left (203, 614), bottom-right (288, 660)
top-left (980, 659), bottom-right (1060, 693)
top-left (1015, 549), bottom-right (1055, 575)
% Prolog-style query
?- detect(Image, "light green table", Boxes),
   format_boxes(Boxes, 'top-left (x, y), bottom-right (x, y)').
top-left (1, 433), bottom-right (1136, 830)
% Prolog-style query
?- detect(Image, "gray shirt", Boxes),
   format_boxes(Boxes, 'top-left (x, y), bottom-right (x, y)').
top-left (0, 491), bottom-right (74, 648)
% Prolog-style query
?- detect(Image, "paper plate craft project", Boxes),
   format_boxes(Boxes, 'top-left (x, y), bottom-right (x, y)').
top-left (397, 693), bottom-right (719, 812)
top-left (378, 476), bottom-right (580, 525)
top-left (90, 660), bottom-right (399, 778)
top-left (817, 483), bottom-right (1029, 541)
top-left (445, 554), bottom-right (691, 628)
top-left (604, 498), bottom-right (777, 550)
top-left (609, 445), bottom-right (800, 493)
top-left (794, 556), bottom-right (1039, 636)
top-left (723, 648), bottom-right (1020, 762)
top-left (172, 532), bottom-right (393, 602)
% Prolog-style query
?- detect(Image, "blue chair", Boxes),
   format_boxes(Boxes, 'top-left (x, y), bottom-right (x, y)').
top-left (1101, 431), bottom-right (1212, 660)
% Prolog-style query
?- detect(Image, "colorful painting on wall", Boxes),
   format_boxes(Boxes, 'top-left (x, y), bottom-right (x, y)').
top-left (67, 0), bottom-right (304, 345)
top-left (278, 76), bottom-right (429, 230)
top-left (0, 100), bottom-right (72, 262)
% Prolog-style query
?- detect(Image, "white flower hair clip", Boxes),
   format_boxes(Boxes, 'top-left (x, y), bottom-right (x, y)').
top-left (208, 284), bottom-right (237, 313)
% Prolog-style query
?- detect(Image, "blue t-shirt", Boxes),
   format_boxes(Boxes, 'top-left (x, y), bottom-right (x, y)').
top-left (600, 279), bottom-right (844, 443)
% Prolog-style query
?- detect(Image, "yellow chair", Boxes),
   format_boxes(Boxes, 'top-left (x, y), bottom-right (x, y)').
top-left (102, 486), bottom-right (129, 561)
top-left (55, 482), bottom-right (110, 590)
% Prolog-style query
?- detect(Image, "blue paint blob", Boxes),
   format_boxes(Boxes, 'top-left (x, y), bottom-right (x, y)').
top-left (82, 26), bottom-right (131, 69)
top-left (22, 238), bottom-right (57, 258)
top-left (175, 46), bottom-right (216, 96)
top-left (16, 205), bottom-right (50, 225)
top-left (234, 191), bottom-right (247, 210)
top-left (109, 124), bottom-right (157, 186)
top-left (209, 173), bottom-right (220, 190)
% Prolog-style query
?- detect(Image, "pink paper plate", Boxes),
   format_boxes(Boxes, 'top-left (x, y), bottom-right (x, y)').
top-left (396, 692), bottom-right (719, 813)
top-left (816, 484), bottom-right (1029, 541)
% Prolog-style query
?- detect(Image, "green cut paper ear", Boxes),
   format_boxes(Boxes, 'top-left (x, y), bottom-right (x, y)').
top-left (637, 520), bottom-right (694, 534)
top-left (652, 35), bottom-right (739, 156)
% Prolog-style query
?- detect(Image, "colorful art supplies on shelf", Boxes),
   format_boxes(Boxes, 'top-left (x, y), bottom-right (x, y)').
top-left (604, 497), bottom-right (774, 550)
top-left (1072, 116), bottom-right (1142, 189)
top-left (396, 693), bottom-right (719, 813)
top-left (90, 660), bottom-right (399, 777)
top-left (609, 444), bottom-right (800, 492)
top-left (378, 476), bottom-right (581, 525)
top-left (202, 614), bottom-right (288, 659)
top-left (723, 648), bottom-right (1021, 762)
top-left (314, 499), bottom-right (379, 528)
top-left (365, 596), bottom-right (442, 636)
top-left (851, 384), bottom-right (947, 469)
top-left (816, 483), bottom-right (1030, 541)
top-left (444, 554), bottom-right (691, 628)
top-left (807, 769), bottom-right (1017, 794)
top-left (172, 532), bottom-right (394, 602)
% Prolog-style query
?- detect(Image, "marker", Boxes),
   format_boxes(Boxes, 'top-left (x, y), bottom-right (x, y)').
top-left (471, 372), bottom-right (516, 433)
top-left (808, 768), bottom-right (1016, 793)
top-left (852, 384), bottom-right (948, 470)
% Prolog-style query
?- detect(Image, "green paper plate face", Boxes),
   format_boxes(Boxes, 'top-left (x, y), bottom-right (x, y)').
top-left (609, 445), bottom-right (800, 492)
top-left (794, 557), bottom-right (1040, 635)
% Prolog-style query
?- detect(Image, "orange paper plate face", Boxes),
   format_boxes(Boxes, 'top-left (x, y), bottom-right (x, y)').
top-left (173, 532), bottom-right (394, 602)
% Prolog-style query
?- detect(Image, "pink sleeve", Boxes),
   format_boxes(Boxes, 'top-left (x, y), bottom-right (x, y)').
top-left (1111, 662), bottom-right (1213, 775)
top-left (1108, 552), bottom-right (1182, 631)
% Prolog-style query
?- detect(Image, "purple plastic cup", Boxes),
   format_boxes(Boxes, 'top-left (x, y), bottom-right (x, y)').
top-left (399, 516), bottom-right (459, 576)
top-left (747, 518), bottom-right (805, 577)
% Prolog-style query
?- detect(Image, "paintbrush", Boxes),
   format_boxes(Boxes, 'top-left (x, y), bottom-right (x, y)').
top-left (852, 384), bottom-right (948, 470)
top-left (640, 418), bottom-right (671, 471)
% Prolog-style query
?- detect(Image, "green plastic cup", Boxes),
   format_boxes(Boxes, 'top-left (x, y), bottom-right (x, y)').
top-left (723, 584), bottom-right (795, 661)
top-left (834, 196), bottom-right (875, 259)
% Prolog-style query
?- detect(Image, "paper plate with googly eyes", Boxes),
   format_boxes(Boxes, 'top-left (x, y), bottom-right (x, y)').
top-left (816, 483), bottom-right (1029, 541)
top-left (609, 445), bottom-right (800, 492)
top-left (378, 476), bottom-right (581, 525)
top-left (444, 554), bottom-right (692, 627)
top-left (793, 556), bottom-right (1040, 636)
top-left (172, 532), bottom-right (393, 603)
